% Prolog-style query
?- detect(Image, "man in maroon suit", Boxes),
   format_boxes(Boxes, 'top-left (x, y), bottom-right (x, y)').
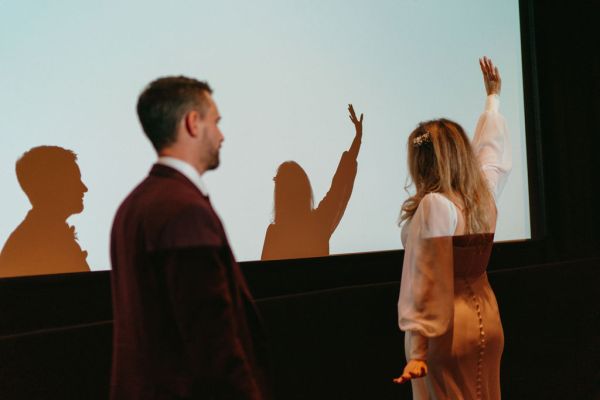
top-left (110, 77), bottom-right (269, 399)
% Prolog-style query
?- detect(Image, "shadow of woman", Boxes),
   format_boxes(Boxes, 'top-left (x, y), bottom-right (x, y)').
top-left (0, 146), bottom-right (91, 277)
top-left (261, 104), bottom-right (363, 261)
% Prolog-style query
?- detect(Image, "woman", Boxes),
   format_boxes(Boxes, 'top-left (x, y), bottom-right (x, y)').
top-left (393, 57), bottom-right (511, 400)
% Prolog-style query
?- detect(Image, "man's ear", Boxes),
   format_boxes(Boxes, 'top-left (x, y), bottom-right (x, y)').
top-left (184, 110), bottom-right (203, 138)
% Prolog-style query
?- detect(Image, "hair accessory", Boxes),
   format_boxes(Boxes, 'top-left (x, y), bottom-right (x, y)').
top-left (413, 131), bottom-right (431, 147)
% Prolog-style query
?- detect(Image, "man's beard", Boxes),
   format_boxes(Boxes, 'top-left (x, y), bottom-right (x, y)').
top-left (207, 151), bottom-right (220, 171)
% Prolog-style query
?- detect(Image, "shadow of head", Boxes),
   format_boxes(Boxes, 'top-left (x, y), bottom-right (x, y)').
top-left (16, 146), bottom-right (88, 217)
top-left (273, 161), bottom-right (314, 224)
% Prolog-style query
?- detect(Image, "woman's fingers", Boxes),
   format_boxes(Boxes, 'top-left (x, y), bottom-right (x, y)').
top-left (480, 56), bottom-right (494, 81)
top-left (486, 56), bottom-right (494, 73)
top-left (392, 373), bottom-right (411, 384)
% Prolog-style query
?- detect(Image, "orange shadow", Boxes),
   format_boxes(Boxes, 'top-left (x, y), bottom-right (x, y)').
top-left (261, 105), bottom-right (363, 261)
top-left (0, 146), bottom-right (90, 277)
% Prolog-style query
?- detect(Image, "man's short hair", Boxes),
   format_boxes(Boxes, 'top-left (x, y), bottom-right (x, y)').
top-left (136, 76), bottom-right (213, 152)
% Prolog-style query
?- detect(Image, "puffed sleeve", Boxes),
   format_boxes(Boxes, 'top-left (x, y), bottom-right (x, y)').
top-left (471, 94), bottom-right (512, 200)
top-left (398, 193), bottom-right (456, 360)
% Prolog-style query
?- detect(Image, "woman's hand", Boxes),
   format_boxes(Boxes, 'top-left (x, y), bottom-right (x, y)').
top-left (348, 104), bottom-right (363, 139)
top-left (479, 56), bottom-right (501, 96)
top-left (393, 359), bottom-right (428, 384)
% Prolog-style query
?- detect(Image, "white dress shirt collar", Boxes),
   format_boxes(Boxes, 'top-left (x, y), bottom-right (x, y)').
top-left (156, 157), bottom-right (208, 196)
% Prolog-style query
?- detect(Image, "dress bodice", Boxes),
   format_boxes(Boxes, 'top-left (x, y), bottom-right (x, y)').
top-left (452, 233), bottom-right (494, 279)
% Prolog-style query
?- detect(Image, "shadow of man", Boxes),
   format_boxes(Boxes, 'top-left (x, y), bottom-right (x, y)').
top-left (0, 146), bottom-right (91, 277)
top-left (261, 104), bottom-right (363, 261)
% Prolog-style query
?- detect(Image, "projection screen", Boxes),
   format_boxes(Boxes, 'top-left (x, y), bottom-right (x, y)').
top-left (0, 0), bottom-right (530, 275)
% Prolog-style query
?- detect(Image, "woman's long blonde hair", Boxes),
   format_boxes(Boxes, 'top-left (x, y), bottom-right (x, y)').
top-left (400, 118), bottom-right (495, 234)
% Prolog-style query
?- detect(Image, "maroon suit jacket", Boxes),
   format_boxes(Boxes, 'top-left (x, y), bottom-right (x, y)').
top-left (110, 164), bottom-right (269, 400)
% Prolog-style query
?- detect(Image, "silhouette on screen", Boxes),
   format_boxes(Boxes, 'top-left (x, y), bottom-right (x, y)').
top-left (0, 146), bottom-right (90, 277)
top-left (261, 104), bottom-right (363, 260)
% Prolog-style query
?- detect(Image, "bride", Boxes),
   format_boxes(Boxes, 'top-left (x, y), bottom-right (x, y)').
top-left (393, 57), bottom-right (511, 400)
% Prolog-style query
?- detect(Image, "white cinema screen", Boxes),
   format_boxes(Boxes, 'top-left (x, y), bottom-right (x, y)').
top-left (0, 0), bottom-right (530, 276)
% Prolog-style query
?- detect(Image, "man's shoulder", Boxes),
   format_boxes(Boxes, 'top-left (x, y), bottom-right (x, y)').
top-left (122, 171), bottom-right (208, 211)
top-left (115, 173), bottom-right (223, 251)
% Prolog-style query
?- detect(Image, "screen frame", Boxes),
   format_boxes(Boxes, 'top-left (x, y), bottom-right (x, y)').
top-left (519, 0), bottom-right (546, 240)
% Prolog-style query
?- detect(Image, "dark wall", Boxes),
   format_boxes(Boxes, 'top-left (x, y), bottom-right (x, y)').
top-left (1, 259), bottom-right (598, 400)
top-left (530, 0), bottom-right (600, 260)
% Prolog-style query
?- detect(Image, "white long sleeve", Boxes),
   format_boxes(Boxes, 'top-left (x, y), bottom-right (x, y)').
top-left (398, 193), bottom-right (455, 359)
top-left (472, 94), bottom-right (512, 200)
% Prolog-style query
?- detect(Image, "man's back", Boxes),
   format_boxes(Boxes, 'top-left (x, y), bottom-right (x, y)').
top-left (110, 164), bottom-right (267, 400)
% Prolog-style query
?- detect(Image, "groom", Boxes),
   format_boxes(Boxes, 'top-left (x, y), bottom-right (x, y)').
top-left (110, 76), bottom-right (269, 400)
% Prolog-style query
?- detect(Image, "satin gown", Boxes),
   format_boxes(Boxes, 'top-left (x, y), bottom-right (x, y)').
top-left (398, 94), bottom-right (511, 400)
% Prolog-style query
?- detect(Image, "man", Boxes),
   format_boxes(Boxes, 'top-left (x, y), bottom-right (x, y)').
top-left (110, 77), bottom-right (268, 400)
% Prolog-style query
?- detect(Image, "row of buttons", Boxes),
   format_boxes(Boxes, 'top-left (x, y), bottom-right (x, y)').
top-left (465, 278), bottom-right (485, 400)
